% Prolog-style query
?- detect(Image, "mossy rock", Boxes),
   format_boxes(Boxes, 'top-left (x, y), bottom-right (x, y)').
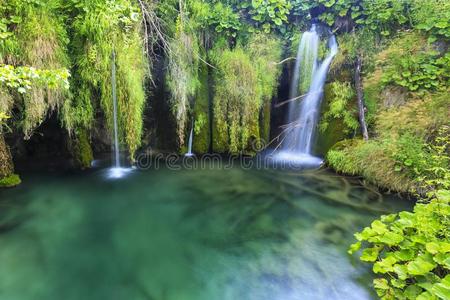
top-left (259, 100), bottom-right (271, 145)
top-left (315, 84), bottom-right (347, 156)
top-left (0, 174), bottom-right (21, 188)
top-left (70, 129), bottom-right (93, 169)
top-left (193, 64), bottom-right (211, 154)
top-left (0, 134), bottom-right (14, 178)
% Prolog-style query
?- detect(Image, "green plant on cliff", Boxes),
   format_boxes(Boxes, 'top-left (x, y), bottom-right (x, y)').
top-left (63, 0), bottom-right (148, 158)
top-left (411, 0), bottom-right (450, 42)
top-left (349, 189), bottom-right (450, 300)
top-left (320, 81), bottom-right (359, 135)
top-left (211, 33), bottom-right (281, 153)
top-left (239, 0), bottom-right (292, 33)
top-left (166, 15), bottom-right (200, 148)
top-left (0, 0), bottom-right (71, 139)
top-left (380, 32), bottom-right (450, 92)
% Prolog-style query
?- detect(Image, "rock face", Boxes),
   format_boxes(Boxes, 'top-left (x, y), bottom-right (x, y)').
top-left (0, 134), bottom-right (13, 178)
top-left (381, 86), bottom-right (408, 108)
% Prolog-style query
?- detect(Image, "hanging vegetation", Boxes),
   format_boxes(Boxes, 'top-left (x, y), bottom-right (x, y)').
top-left (211, 33), bottom-right (282, 153)
top-left (63, 0), bottom-right (148, 159)
top-left (166, 15), bottom-right (200, 148)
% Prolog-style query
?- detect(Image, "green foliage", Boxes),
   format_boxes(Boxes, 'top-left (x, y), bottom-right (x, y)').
top-left (71, 128), bottom-right (93, 169)
top-left (392, 126), bottom-right (450, 192)
top-left (349, 190), bottom-right (450, 300)
top-left (166, 16), bottom-right (200, 148)
top-left (240, 0), bottom-right (291, 33)
top-left (190, 1), bottom-right (241, 38)
top-left (0, 173), bottom-right (21, 187)
top-left (0, 65), bottom-right (69, 94)
top-left (211, 33), bottom-right (281, 153)
top-left (0, 0), bottom-right (71, 138)
top-left (0, 112), bottom-right (9, 128)
top-left (380, 32), bottom-right (450, 92)
top-left (289, 0), bottom-right (408, 36)
top-left (411, 0), bottom-right (450, 42)
top-left (192, 63), bottom-right (210, 154)
top-left (0, 65), bottom-right (70, 138)
top-left (63, 0), bottom-right (147, 157)
top-left (320, 81), bottom-right (358, 135)
top-left (327, 139), bottom-right (415, 192)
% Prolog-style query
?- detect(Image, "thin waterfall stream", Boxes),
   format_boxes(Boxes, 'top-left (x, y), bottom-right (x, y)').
top-left (109, 50), bottom-right (131, 178)
top-left (275, 25), bottom-right (338, 167)
top-left (185, 121), bottom-right (194, 157)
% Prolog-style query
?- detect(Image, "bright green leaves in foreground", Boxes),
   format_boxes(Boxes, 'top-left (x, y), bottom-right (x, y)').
top-left (349, 190), bottom-right (450, 299)
top-left (0, 65), bottom-right (70, 94)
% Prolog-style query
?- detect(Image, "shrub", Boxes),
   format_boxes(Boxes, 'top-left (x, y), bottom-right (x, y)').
top-left (349, 189), bottom-right (450, 300)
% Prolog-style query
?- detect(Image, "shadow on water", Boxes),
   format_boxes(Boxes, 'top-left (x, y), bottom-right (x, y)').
top-left (0, 164), bottom-right (411, 300)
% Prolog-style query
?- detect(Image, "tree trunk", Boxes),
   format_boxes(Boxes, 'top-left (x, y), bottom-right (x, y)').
top-left (355, 55), bottom-right (369, 141)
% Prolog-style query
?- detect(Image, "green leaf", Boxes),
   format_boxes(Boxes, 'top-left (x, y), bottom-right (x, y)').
top-left (417, 291), bottom-right (435, 300)
top-left (348, 241), bottom-right (361, 254)
top-left (407, 255), bottom-right (437, 276)
top-left (361, 247), bottom-right (380, 262)
top-left (426, 242), bottom-right (441, 255)
top-left (273, 18), bottom-right (282, 26)
top-left (372, 220), bottom-right (388, 234)
top-left (404, 284), bottom-right (423, 299)
top-left (374, 278), bottom-right (390, 290)
top-left (394, 264), bottom-right (409, 280)
top-left (394, 249), bottom-right (415, 261)
top-left (374, 256), bottom-right (397, 273)
top-left (431, 275), bottom-right (450, 299)
top-left (378, 231), bottom-right (404, 246)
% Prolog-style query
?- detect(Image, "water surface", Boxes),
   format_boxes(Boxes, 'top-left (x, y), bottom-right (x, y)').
top-left (0, 165), bottom-right (410, 300)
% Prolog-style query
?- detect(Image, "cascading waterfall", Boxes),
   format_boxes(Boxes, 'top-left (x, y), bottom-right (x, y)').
top-left (275, 25), bottom-right (338, 166)
top-left (185, 122), bottom-right (194, 157)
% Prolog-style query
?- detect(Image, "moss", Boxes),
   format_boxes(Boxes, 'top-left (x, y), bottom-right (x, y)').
top-left (63, 0), bottom-right (148, 159)
top-left (259, 100), bottom-right (271, 145)
top-left (1, 2), bottom-right (70, 139)
top-left (211, 33), bottom-right (282, 154)
top-left (316, 84), bottom-right (347, 156)
top-left (327, 139), bottom-right (415, 193)
top-left (0, 174), bottom-right (21, 188)
top-left (71, 129), bottom-right (93, 169)
top-left (326, 88), bottom-right (449, 193)
top-left (166, 16), bottom-right (200, 149)
top-left (193, 63), bottom-right (210, 154)
top-left (0, 134), bottom-right (14, 178)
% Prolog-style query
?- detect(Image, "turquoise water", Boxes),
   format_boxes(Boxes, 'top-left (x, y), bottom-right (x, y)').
top-left (0, 165), bottom-right (410, 300)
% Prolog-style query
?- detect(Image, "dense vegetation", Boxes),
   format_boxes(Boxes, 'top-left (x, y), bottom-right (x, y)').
top-left (0, 0), bottom-right (449, 298)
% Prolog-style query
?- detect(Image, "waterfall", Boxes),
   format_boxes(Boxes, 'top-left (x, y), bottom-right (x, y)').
top-left (107, 50), bottom-right (131, 179)
top-left (112, 50), bottom-right (120, 168)
top-left (185, 122), bottom-right (194, 157)
top-left (276, 25), bottom-right (338, 166)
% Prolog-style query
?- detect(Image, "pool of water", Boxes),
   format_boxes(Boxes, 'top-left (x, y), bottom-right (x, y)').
top-left (0, 165), bottom-right (410, 300)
